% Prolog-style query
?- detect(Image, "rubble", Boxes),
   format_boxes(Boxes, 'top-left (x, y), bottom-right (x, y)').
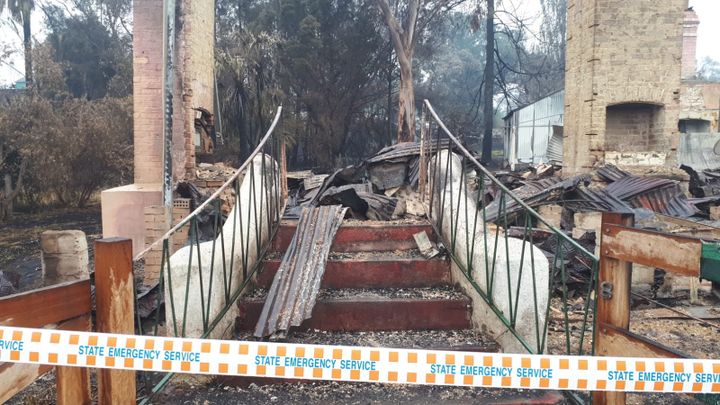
top-left (283, 141), bottom-right (439, 222)
top-left (0, 271), bottom-right (17, 297)
top-left (491, 160), bottom-right (720, 302)
top-left (413, 231), bottom-right (439, 259)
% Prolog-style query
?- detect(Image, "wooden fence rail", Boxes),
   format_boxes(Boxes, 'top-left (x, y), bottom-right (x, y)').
top-left (0, 279), bottom-right (92, 404)
top-left (0, 237), bottom-right (136, 404)
top-left (595, 212), bottom-right (717, 405)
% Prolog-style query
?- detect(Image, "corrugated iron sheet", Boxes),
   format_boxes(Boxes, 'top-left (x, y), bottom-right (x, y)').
top-left (254, 205), bottom-right (348, 337)
top-left (596, 165), bottom-right (631, 183)
top-left (604, 176), bottom-right (697, 218)
top-left (484, 175), bottom-right (589, 222)
top-left (566, 187), bottom-right (634, 213)
top-left (546, 127), bottom-right (563, 164)
top-left (604, 176), bottom-right (677, 200)
top-left (366, 139), bottom-right (453, 164)
top-left (678, 132), bottom-right (720, 171)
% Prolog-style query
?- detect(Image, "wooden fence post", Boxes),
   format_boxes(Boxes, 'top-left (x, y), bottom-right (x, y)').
top-left (57, 314), bottom-right (92, 404)
top-left (593, 212), bottom-right (634, 405)
top-left (95, 238), bottom-right (136, 404)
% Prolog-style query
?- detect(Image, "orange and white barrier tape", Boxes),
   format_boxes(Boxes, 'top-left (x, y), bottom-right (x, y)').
top-left (1, 326), bottom-right (719, 393)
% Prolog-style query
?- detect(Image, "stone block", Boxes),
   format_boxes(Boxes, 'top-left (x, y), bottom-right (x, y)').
top-left (538, 205), bottom-right (562, 230)
top-left (573, 211), bottom-right (602, 233)
top-left (41, 230), bottom-right (89, 285)
top-left (631, 264), bottom-right (656, 286)
top-left (710, 206), bottom-right (720, 221)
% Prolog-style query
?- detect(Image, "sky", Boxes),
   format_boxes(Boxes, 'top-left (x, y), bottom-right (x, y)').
top-left (0, 0), bottom-right (719, 87)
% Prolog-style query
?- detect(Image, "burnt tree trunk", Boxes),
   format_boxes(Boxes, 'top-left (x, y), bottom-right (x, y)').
top-left (0, 159), bottom-right (27, 220)
top-left (22, 12), bottom-right (33, 89)
top-left (481, 0), bottom-right (495, 164)
top-left (396, 53), bottom-right (415, 142)
top-left (376, 0), bottom-right (419, 143)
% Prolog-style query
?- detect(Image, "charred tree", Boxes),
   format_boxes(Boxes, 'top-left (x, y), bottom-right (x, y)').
top-left (481, 0), bottom-right (494, 164)
top-left (375, 0), bottom-right (419, 143)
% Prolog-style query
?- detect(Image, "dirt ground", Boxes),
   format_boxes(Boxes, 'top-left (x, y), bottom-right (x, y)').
top-left (2, 206), bottom-right (718, 405)
top-left (0, 205), bottom-right (101, 292)
top-left (155, 379), bottom-right (571, 404)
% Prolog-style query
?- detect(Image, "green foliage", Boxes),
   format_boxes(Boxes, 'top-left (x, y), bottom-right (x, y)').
top-left (698, 57), bottom-right (720, 82)
top-left (0, 0), bottom-right (132, 214)
top-left (0, 95), bottom-right (133, 209)
top-left (216, 0), bottom-right (391, 170)
top-left (44, 6), bottom-right (132, 99)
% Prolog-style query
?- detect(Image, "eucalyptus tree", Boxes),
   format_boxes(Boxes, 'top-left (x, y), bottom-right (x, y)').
top-left (1, 0), bottom-right (35, 88)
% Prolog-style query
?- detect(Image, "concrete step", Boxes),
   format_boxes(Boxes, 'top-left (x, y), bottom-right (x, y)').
top-left (269, 220), bottom-right (436, 253)
top-left (256, 252), bottom-right (451, 289)
top-left (236, 287), bottom-right (472, 333)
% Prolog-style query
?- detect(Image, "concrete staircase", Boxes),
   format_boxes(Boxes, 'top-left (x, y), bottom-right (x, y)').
top-left (237, 221), bottom-right (473, 334)
top-left (230, 220), bottom-right (563, 404)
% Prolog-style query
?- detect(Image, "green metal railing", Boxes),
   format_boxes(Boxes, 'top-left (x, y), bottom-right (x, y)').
top-left (421, 100), bottom-right (599, 404)
top-left (132, 107), bottom-right (285, 401)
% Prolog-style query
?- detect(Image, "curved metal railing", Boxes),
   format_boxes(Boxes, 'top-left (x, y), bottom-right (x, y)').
top-left (421, 100), bottom-right (599, 403)
top-left (134, 106), bottom-right (285, 400)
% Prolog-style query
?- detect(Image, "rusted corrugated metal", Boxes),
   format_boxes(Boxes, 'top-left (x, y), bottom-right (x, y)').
top-left (254, 205), bottom-right (348, 337)
top-left (567, 187), bottom-right (634, 213)
top-left (366, 139), bottom-right (453, 164)
top-left (484, 175), bottom-right (589, 222)
top-left (604, 176), bottom-right (697, 218)
top-left (605, 176), bottom-right (677, 200)
top-left (596, 165), bottom-right (631, 183)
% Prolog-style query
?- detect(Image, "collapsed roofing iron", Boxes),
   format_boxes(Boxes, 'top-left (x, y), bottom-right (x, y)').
top-left (483, 175), bottom-right (589, 222)
top-left (565, 187), bottom-right (634, 213)
top-left (682, 165), bottom-right (720, 198)
top-left (365, 139), bottom-right (453, 164)
top-left (254, 205), bottom-right (348, 338)
top-left (603, 173), bottom-right (697, 218)
top-left (318, 183), bottom-right (397, 220)
top-left (596, 165), bottom-right (631, 183)
top-left (484, 163), bottom-right (700, 221)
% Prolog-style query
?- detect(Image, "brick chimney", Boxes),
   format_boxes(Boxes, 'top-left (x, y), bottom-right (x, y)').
top-left (682, 7), bottom-right (700, 79)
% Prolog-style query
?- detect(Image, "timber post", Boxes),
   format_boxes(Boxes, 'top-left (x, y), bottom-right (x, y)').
top-left (56, 314), bottom-right (92, 405)
top-left (419, 101), bottom-right (429, 202)
top-left (94, 238), bottom-right (136, 404)
top-left (593, 212), bottom-right (634, 405)
top-left (281, 140), bottom-right (288, 201)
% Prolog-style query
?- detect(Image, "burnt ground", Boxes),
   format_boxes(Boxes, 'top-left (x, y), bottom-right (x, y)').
top-left (155, 379), bottom-right (570, 404)
top-left (1, 206), bottom-right (716, 405)
top-left (0, 205), bottom-right (102, 292)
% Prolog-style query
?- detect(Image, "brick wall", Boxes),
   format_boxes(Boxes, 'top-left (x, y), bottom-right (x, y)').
top-left (132, 0), bottom-right (165, 184)
top-left (682, 8), bottom-right (700, 79)
top-left (564, 0), bottom-right (687, 175)
top-left (172, 0), bottom-right (215, 181)
top-left (144, 205), bottom-right (170, 285)
top-left (605, 104), bottom-right (664, 151)
top-left (680, 82), bottom-right (720, 132)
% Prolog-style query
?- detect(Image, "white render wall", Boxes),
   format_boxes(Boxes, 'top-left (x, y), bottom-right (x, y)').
top-left (166, 154), bottom-right (279, 339)
top-left (429, 151), bottom-right (550, 353)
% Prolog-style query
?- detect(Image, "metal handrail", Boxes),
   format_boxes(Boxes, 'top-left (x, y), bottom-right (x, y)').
top-left (422, 100), bottom-right (595, 260)
top-left (421, 100), bottom-right (599, 404)
top-left (133, 106), bottom-right (285, 401)
top-left (134, 106), bottom-right (283, 261)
